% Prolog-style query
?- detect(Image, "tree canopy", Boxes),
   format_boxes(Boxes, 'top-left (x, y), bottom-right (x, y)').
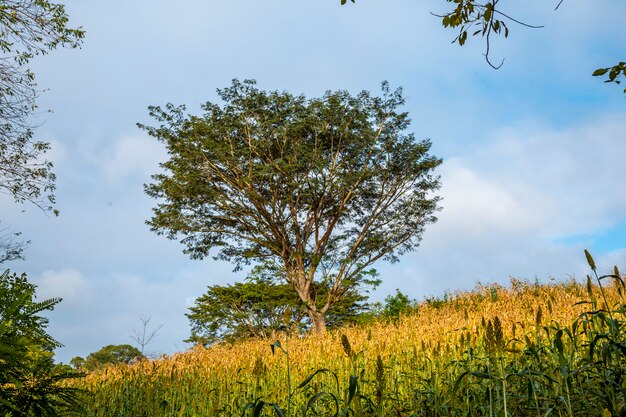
top-left (0, 0), bottom-right (84, 213)
top-left (141, 79), bottom-right (441, 334)
top-left (82, 344), bottom-right (144, 371)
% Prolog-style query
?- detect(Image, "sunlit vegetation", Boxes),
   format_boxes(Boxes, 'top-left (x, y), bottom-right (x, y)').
top-left (74, 254), bottom-right (626, 416)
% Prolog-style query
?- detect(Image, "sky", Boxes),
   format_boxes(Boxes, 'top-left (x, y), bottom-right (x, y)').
top-left (1, 0), bottom-right (625, 363)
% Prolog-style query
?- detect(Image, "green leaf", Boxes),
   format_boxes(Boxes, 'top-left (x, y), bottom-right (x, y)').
top-left (513, 369), bottom-right (558, 384)
top-left (348, 375), bottom-right (358, 404)
top-left (305, 392), bottom-right (339, 416)
top-left (306, 392), bottom-right (326, 408)
top-left (450, 371), bottom-right (471, 397)
top-left (484, 8), bottom-right (492, 22)
top-left (241, 402), bottom-right (255, 417)
top-left (297, 368), bottom-right (335, 389)
top-left (470, 371), bottom-right (501, 380)
top-left (253, 400), bottom-right (266, 417)
top-left (459, 31), bottom-right (467, 46)
top-left (555, 329), bottom-right (564, 358)
top-left (592, 68), bottom-right (610, 76)
top-left (271, 404), bottom-right (286, 417)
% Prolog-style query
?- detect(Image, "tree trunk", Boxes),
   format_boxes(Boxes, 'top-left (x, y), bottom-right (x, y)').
top-left (287, 266), bottom-right (328, 334)
top-left (308, 308), bottom-right (327, 334)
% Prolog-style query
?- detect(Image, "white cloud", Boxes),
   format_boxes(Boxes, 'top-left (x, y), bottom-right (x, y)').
top-left (34, 268), bottom-right (90, 305)
top-left (375, 113), bottom-right (626, 299)
top-left (100, 133), bottom-right (167, 184)
top-left (36, 261), bottom-right (236, 363)
top-left (436, 159), bottom-right (550, 238)
top-left (434, 114), bottom-right (626, 240)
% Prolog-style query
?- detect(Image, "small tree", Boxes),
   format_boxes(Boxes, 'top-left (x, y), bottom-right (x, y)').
top-left (69, 356), bottom-right (85, 370)
top-left (186, 273), bottom-right (372, 345)
top-left (130, 314), bottom-right (164, 356)
top-left (187, 277), bottom-right (305, 345)
top-left (141, 80), bottom-right (441, 333)
top-left (82, 344), bottom-right (144, 371)
top-left (381, 289), bottom-right (415, 318)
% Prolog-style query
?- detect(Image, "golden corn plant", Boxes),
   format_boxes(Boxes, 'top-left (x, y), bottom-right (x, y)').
top-left (73, 254), bottom-right (625, 416)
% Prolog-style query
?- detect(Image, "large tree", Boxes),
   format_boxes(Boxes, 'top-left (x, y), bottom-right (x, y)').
top-left (342, 0), bottom-right (625, 92)
top-left (0, 1), bottom-right (84, 212)
top-left (141, 80), bottom-right (441, 334)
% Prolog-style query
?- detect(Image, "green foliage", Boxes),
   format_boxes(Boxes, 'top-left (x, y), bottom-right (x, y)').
top-left (593, 62), bottom-right (626, 93)
top-left (140, 79), bottom-right (441, 332)
top-left (435, 0), bottom-right (521, 69)
top-left (381, 288), bottom-right (414, 318)
top-left (0, 270), bottom-right (83, 416)
top-left (187, 271), bottom-right (373, 345)
top-left (69, 356), bottom-right (84, 370)
top-left (187, 277), bottom-right (305, 345)
top-left (0, 0), bottom-right (84, 213)
top-left (82, 344), bottom-right (144, 371)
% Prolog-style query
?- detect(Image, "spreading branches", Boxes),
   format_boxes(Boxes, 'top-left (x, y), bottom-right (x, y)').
top-left (130, 314), bottom-right (164, 356)
top-left (141, 79), bottom-right (441, 333)
top-left (435, 0), bottom-right (544, 69)
top-left (343, 0), bottom-right (624, 93)
top-left (435, 0), bottom-right (624, 91)
top-left (0, 223), bottom-right (29, 264)
top-left (0, 0), bottom-right (84, 212)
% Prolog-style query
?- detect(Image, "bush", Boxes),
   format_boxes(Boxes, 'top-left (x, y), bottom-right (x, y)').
top-left (0, 270), bottom-right (83, 416)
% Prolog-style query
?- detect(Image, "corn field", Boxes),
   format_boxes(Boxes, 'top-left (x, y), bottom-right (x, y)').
top-left (75, 256), bottom-right (626, 416)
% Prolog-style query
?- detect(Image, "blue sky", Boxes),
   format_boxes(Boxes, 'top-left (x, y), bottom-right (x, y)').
top-left (1, 0), bottom-right (625, 363)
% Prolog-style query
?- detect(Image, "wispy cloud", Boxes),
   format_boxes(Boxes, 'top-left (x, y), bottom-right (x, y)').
top-left (377, 114), bottom-right (626, 298)
top-left (99, 133), bottom-right (167, 184)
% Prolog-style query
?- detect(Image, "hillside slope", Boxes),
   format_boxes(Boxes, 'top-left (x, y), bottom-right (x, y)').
top-left (77, 272), bottom-right (626, 416)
